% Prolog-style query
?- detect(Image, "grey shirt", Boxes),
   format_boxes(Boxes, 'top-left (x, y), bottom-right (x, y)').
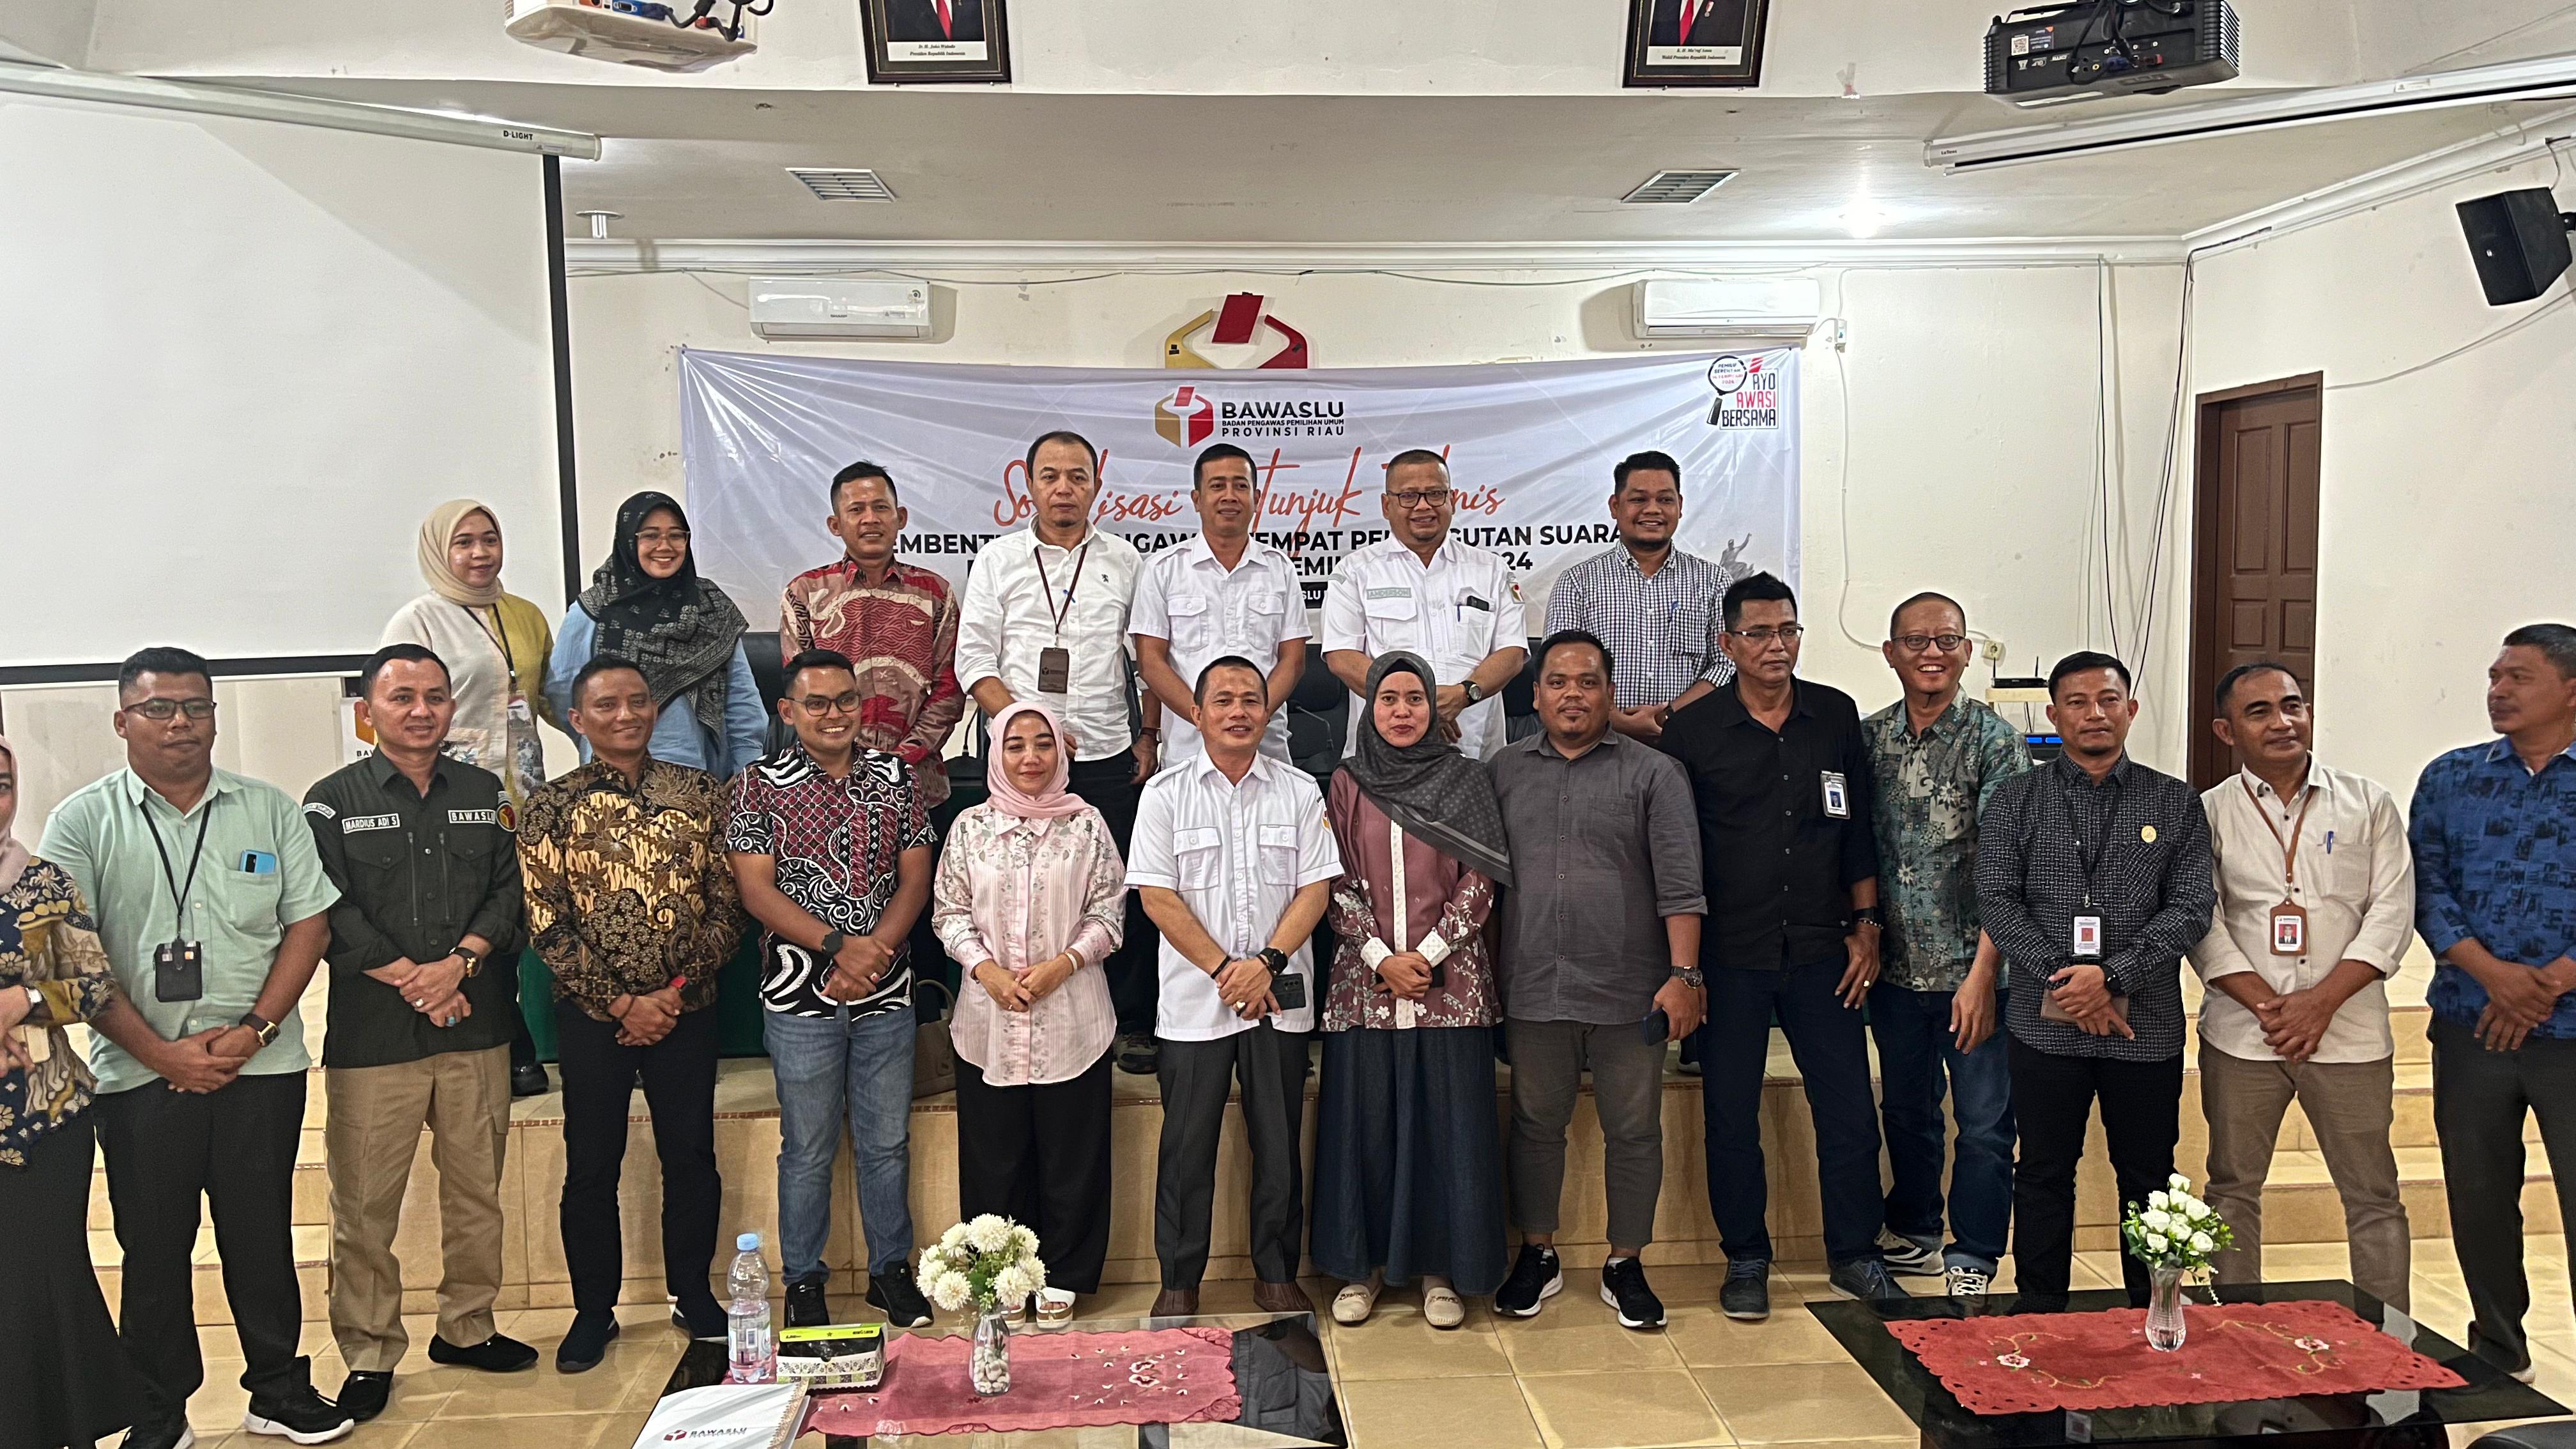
top-left (1490, 730), bottom-right (1707, 1025)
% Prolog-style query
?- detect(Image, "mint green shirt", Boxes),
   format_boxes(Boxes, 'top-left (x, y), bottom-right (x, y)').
top-left (38, 767), bottom-right (339, 1094)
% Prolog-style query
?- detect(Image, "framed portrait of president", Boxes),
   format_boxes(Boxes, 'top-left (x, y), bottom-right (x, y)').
top-left (861, 0), bottom-right (1012, 84)
top-left (1621, 0), bottom-right (1771, 88)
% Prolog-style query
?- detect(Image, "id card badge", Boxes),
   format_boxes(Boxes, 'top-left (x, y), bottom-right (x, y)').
top-left (1821, 770), bottom-right (1850, 819)
top-left (2071, 914), bottom-right (2103, 960)
top-left (1036, 646), bottom-right (1071, 694)
top-left (2269, 900), bottom-right (2308, 956)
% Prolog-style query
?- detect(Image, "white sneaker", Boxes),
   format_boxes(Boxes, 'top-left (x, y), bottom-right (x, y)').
top-left (1945, 1265), bottom-right (1993, 1298)
top-left (1876, 1229), bottom-right (1943, 1276)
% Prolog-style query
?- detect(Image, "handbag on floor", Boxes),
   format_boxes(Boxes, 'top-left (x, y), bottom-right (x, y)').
top-left (912, 976), bottom-right (958, 1098)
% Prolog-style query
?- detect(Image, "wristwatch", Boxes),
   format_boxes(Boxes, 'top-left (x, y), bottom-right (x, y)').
top-left (1257, 947), bottom-right (1291, 977)
top-left (454, 946), bottom-right (483, 979)
top-left (1669, 965), bottom-right (1705, 990)
top-left (1852, 905), bottom-right (1885, 930)
top-left (239, 1013), bottom-right (281, 1048)
top-left (818, 930), bottom-right (847, 957)
top-left (1460, 679), bottom-right (1485, 706)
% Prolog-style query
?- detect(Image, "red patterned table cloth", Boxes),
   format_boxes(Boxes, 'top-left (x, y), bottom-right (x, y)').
top-left (1884, 1299), bottom-right (2465, 1416)
top-left (802, 1325), bottom-right (1243, 1438)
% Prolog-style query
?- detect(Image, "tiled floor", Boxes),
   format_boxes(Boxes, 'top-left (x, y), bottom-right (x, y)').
top-left (156, 1236), bottom-right (2576, 1449)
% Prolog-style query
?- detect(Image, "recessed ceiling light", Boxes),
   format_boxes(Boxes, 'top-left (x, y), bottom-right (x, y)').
top-left (1621, 170), bottom-right (1736, 204)
top-left (788, 167), bottom-right (896, 201)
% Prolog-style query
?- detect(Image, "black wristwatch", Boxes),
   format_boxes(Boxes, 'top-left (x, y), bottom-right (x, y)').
top-left (454, 946), bottom-right (484, 979)
top-left (818, 930), bottom-right (847, 957)
top-left (1461, 679), bottom-right (1485, 706)
top-left (1852, 905), bottom-right (1885, 929)
top-left (1670, 965), bottom-right (1705, 990)
top-left (1257, 947), bottom-right (1290, 976)
top-left (239, 1013), bottom-right (281, 1049)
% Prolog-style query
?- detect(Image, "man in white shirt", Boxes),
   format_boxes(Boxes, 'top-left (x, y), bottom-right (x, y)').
top-left (1128, 656), bottom-right (1341, 1319)
top-left (956, 429), bottom-right (1166, 1073)
top-left (2190, 661), bottom-right (2415, 1307)
top-left (1132, 443), bottom-right (1310, 769)
top-left (1322, 450), bottom-right (1527, 760)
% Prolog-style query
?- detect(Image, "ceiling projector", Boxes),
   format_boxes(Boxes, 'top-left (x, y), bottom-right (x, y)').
top-left (505, 0), bottom-right (759, 72)
top-left (1984, 0), bottom-right (2240, 105)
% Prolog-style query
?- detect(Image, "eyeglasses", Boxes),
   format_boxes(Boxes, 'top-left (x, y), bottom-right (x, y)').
top-left (634, 528), bottom-right (691, 546)
top-left (1387, 489), bottom-right (1452, 508)
top-left (1728, 625), bottom-right (1805, 645)
top-left (128, 698), bottom-right (216, 721)
top-left (794, 692), bottom-right (863, 716)
top-left (1895, 633), bottom-right (1968, 654)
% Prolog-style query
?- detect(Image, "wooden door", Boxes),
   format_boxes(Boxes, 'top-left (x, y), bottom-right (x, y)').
top-left (2188, 374), bottom-right (2322, 790)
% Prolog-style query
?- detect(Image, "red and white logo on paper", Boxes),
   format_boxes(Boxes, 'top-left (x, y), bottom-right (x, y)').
top-left (1154, 385), bottom-right (1217, 447)
top-left (1708, 353), bottom-right (1781, 429)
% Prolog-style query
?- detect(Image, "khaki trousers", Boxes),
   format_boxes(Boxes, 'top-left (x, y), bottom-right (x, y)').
top-left (2199, 1044), bottom-right (2409, 1308)
top-left (325, 1045), bottom-right (511, 1371)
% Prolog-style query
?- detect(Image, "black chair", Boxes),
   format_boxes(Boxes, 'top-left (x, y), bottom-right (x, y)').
top-left (1286, 640), bottom-right (1347, 784)
top-left (742, 630), bottom-right (793, 756)
top-left (2470, 1426), bottom-right (2576, 1448)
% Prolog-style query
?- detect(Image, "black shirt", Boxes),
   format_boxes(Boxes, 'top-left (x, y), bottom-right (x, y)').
top-left (1974, 753), bottom-right (2214, 1061)
top-left (1659, 677), bottom-right (1880, 970)
top-left (303, 751), bottom-right (524, 1069)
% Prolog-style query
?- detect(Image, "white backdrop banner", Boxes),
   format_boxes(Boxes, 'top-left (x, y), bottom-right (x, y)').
top-left (677, 348), bottom-right (1800, 629)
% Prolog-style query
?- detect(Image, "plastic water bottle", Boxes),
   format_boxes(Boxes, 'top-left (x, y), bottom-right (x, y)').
top-left (726, 1232), bottom-right (774, 1383)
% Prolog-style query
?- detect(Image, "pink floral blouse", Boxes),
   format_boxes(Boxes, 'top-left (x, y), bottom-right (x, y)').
top-left (1322, 772), bottom-right (1501, 1032)
top-left (932, 801), bottom-right (1125, 1086)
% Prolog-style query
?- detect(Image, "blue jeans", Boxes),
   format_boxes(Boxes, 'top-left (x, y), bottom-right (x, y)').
top-left (1698, 960), bottom-right (1885, 1266)
top-left (765, 1005), bottom-right (916, 1282)
top-left (1868, 982), bottom-right (2015, 1273)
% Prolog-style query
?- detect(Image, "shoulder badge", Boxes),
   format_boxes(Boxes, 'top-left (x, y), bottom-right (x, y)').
top-left (303, 801), bottom-right (336, 820)
top-left (497, 801), bottom-right (516, 834)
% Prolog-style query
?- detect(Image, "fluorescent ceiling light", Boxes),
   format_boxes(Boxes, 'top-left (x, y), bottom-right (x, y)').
top-left (1926, 50), bottom-right (2576, 173)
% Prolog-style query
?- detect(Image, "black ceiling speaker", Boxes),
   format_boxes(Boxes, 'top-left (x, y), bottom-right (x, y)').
top-left (2458, 187), bottom-right (2576, 306)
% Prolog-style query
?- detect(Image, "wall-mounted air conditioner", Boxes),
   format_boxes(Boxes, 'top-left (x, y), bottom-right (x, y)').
top-left (748, 279), bottom-right (933, 339)
top-left (1630, 278), bottom-right (1824, 342)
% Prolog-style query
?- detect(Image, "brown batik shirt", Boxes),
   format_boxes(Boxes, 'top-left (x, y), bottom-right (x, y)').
top-left (779, 558), bottom-right (966, 806)
top-left (519, 756), bottom-right (746, 1020)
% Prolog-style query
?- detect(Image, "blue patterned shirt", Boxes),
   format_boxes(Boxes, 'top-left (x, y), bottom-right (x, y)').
top-left (2410, 737), bottom-right (2576, 1037)
top-left (1864, 695), bottom-right (2034, 991)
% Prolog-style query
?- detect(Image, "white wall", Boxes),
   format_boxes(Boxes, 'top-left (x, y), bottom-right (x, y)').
top-left (567, 259), bottom-right (2198, 764)
top-left (2186, 151), bottom-right (2576, 798)
top-left (0, 0), bottom-right (96, 65)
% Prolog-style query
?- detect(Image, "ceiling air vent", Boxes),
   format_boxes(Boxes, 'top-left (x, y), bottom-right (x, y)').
top-left (1621, 170), bottom-right (1736, 204)
top-left (788, 167), bottom-right (897, 201)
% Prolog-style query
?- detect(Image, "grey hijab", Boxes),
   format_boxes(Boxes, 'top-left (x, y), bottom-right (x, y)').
top-left (1341, 652), bottom-right (1514, 887)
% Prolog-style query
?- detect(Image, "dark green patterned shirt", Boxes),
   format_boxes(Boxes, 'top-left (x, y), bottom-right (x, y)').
top-left (1862, 695), bottom-right (2033, 991)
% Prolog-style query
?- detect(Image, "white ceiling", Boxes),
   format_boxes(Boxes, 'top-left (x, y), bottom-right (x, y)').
top-left (260, 79), bottom-right (2564, 245)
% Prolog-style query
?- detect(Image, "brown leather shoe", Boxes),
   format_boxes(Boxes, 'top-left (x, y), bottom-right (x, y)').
top-left (1149, 1287), bottom-right (1200, 1317)
top-left (1253, 1280), bottom-right (1315, 1315)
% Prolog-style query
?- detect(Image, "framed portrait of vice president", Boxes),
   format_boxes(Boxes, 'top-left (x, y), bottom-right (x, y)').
top-left (1622, 0), bottom-right (1771, 88)
top-left (862, 0), bottom-right (1012, 84)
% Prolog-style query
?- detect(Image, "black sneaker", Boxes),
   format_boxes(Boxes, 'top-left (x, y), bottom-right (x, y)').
top-left (1492, 1243), bottom-right (1563, 1318)
top-left (510, 1062), bottom-right (551, 1098)
top-left (425, 1333), bottom-right (538, 1372)
top-left (555, 1312), bottom-right (620, 1373)
top-left (333, 1372), bottom-right (390, 1424)
top-left (1115, 1032), bottom-right (1160, 1076)
top-left (1721, 1259), bottom-right (1772, 1321)
top-left (122, 1418), bottom-right (193, 1449)
top-left (787, 1278), bottom-right (832, 1328)
top-left (241, 1385), bottom-right (355, 1445)
top-left (1828, 1257), bottom-right (1913, 1303)
top-left (1875, 1227), bottom-right (1943, 1276)
top-left (870, 1271), bottom-right (935, 1328)
top-left (1599, 1258), bottom-right (1666, 1330)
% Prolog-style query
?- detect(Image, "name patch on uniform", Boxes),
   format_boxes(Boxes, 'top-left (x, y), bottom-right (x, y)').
top-left (1365, 586), bottom-right (1411, 601)
top-left (341, 813), bottom-right (402, 834)
top-left (448, 809), bottom-right (499, 827)
top-left (302, 802), bottom-right (336, 820)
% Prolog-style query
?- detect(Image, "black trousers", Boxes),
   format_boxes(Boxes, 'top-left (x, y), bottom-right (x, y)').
top-left (2430, 1017), bottom-right (2576, 1372)
top-left (1155, 1024), bottom-right (1308, 1289)
top-left (1066, 755), bottom-right (1160, 1037)
top-left (2007, 1039), bottom-right (2182, 1305)
top-left (556, 999), bottom-right (722, 1319)
top-left (1, 1115), bottom-right (166, 1448)
top-left (94, 1071), bottom-right (312, 1408)
top-left (954, 1052), bottom-right (1114, 1294)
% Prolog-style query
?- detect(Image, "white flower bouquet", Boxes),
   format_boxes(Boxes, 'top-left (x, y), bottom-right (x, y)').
top-left (915, 1214), bottom-right (1048, 1318)
top-left (2121, 1173), bottom-right (2234, 1273)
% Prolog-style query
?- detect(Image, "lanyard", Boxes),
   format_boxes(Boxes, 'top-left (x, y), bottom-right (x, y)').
top-left (2056, 768), bottom-right (2123, 910)
top-left (1030, 542), bottom-right (1092, 640)
top-left (138, 792), bottom-right (216, 942)
top-left (459, 603), bottom-right (517, 680)
top-left (2242, 778), bottom-right (2317, 890)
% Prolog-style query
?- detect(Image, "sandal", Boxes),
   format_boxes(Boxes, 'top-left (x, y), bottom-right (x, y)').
top-left (1422, 1281), bottom-right (1466, 1330)
top-left (1036, 1289), bottom-right (1077, 1328)
top-left (1331, 1277), bottom-right (1381, 1326)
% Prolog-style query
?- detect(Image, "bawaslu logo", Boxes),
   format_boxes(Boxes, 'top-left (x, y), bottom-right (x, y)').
top-left (1154, 385), bottom-right (1216, 447)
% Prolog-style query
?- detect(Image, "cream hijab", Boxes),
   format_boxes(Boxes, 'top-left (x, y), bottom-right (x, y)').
top-left (417, 500), bottom-right (506, 608)
top-left (0, 735), bottom-right (28, 896)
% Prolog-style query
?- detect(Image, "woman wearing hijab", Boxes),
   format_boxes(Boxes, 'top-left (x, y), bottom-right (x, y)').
top-left (1313, 652), bottom-right (1514, 1330)
top-left (931, 702), bottom-right (1124, 1324)
top-left (381, 500), bottom-right (564, 806)
top-left (546, 491), bottom-right (768, 781)
top-left (0, 737), bottom-right (167, 1449)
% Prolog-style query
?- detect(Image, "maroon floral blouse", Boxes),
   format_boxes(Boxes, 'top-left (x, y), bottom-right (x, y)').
top-left (1322, 771), bottom-right (1499, 1032)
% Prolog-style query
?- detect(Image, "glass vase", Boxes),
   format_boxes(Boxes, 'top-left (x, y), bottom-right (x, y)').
top-left (970, 1305), bottom-right (1013, 1395)
top-left (2144, 1264), bottom-right (2188, 1352)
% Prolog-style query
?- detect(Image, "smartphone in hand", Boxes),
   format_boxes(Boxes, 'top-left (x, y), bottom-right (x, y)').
top-left (1638, 1006), bottom-right (1671, 1045)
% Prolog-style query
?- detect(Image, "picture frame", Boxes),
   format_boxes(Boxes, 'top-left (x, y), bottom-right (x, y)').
top-left (1621, 0), bottom-right (1772, 88)
top-left (859, 0), bottom-right (1011, 85)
